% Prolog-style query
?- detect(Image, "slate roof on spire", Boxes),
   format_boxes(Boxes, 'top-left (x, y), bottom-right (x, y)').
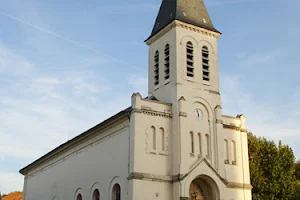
top-left (148, 0), bottom-right (220, 39)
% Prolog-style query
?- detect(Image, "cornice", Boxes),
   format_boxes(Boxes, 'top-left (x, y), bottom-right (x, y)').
top-left (223, 124), bottom-right (240, 131)
top-left (133, 108), bottom-right (172, 118)
top-left (145, 20), bottom-right (221, 45)
top-left (128, 171), bottom-right (252, 191)
top-left (175, 20), bottom-right (221, 38)
top-left (223, 124), bottom-right (248, 133)
top-left (128, 172), bottom-right (172, 183)
top-left (179, 112), bottom-right (187, 117)
top-left (205, 89), bottom-right (220, 95)
top-left (227, 182), bottom-right (253, 190)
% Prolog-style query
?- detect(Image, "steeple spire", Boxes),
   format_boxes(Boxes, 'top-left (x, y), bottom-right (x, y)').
top-left (149, 0), bottom-right (220, 39)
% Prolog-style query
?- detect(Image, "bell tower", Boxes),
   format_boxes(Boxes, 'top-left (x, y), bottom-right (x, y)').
top-left (145, 0), bottom-right (225, 177)
top-left (145, 0), bottom-right (221, 105)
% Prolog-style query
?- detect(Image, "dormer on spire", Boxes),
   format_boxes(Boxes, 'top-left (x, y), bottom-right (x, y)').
top-left (147, 0), bottom-right (220, 40)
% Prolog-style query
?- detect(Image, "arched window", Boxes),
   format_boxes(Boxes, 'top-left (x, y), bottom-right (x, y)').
top-left (202, 46), bottom-right (210, 82)
top-left (232, 140), bottom-right (237, 165)
top-left (76, 194), bottom-right (82, 200)
top-left (186, 42), bottom-right (194, 78)
top-left (154, 51), bottom-right (159, 86)
top-left (198, 133), bottom-right (202, 155)
top-left (206, 134), bottom-right (210, 158)
top-left (151, 126), bottom-right (156, 151)
top-left (164, 44), bottom-right (170, 80)
top-left (190, 132), bottom-right (194, 154)
top-left (92, 189), bottom-right (100, 200)
top-left (224, 139), bottom-right (229, 164)
top-left (160, 128), bottom-right (165, 151)
top-left (112, 184), bottom-right (121, 200)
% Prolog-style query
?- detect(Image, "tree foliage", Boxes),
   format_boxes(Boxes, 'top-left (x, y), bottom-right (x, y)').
top-left (248, 133), bottom-right (296, 200)
top-left (292, 161), bottom-right (300, 200)
top-left (294, 160), bottom-right (300, 180)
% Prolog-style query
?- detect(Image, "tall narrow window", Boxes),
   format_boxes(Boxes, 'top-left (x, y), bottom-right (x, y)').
top-left (190, 132), bottom-right (194, 154)
top-left (112, 184), bottom-right (121, 200)
top-left (151, 126), bottom-right (156, 150)
top-left (202, 46), bottom-right (210, 82)
top-left (160, 128), bottom-right (165, 151)
top-left (164, 44), bottom-right (170, 80)
top-left (198, 133), bottom-right (202, 155)
top-left (224, 139), bottom-right (229, 164)
top-left (186, 42), bottom-right (194, 77)
top-left (154, 51), bottom-right (159, 86)
top-left (76, 194), bottom-right (82, 200)
top-left (92, 189), bottom-right (100, 200)
top-left (232, 141), bottom-right (237, 165)
top-left (206, 134), bottom-right (210, 158)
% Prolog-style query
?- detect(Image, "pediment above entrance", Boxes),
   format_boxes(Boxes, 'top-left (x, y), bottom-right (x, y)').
top-left (175, 157), bottom-right (227, 186)
top-left (175, 157), bottom-right (228, 198)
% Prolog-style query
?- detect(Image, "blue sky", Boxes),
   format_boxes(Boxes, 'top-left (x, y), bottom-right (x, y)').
top-left (0, 0), bottom-right (299, 194)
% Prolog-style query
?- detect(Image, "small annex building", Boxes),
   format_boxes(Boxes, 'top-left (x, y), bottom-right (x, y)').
top-left (20, 0), bottom-right (252, 200)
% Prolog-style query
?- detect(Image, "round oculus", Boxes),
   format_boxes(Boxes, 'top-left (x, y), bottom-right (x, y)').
top-left (194, 109), bottom-right (203, 120)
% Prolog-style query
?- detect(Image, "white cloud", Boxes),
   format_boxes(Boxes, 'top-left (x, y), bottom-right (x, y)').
top-left (221, 72), bottom-right (300, 156)
top-left (0, 44), bottom-right (33, 75)
top-left (0, 42), bottom-right (131, 193)
top-left (127, 75), bottom-right (148, 96)
top-left (234, 48), bottom-right (287, 68)
top-left (0, 172), bottom-right (23, 194)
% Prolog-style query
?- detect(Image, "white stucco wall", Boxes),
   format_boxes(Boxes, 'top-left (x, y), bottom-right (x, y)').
top-left (24, 120), bottom-right (130, 200)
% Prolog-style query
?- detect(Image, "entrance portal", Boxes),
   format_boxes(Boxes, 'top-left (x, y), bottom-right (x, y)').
top-left (189, 176), bottom-right (219, 200)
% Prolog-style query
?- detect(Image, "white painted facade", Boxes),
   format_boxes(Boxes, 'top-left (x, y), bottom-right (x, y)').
top-left (20, 2), bottom-right (252, 200)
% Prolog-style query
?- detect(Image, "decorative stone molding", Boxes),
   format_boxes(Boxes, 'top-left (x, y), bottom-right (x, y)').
top-left (205, 89), bottom-right (220, 95)
top-left (128, 172), bottom-right (252, 191)
top-left (131, 108), bottom-right (143, 114)
top-left (223, 124), bottom-right (240, 131)
top-left (223, 124), bottom-right (249, 133)
top-left (240, 128), bottom-right (248, 133)
top-left (226, 182), bottom-right (253, 190)
top-left (127, 172), bottom-right (173, 183)
top-left (215, 119), bottom-right (223, 124)
top-left (133, 108), bottom-right (172, 118)
top-left (145, 20), bottom-right (221, 45)
top-left (179, 112), bottom-right (187, 117)
top-left (142, 109), bottom-right (172, 118)
top-left (175, 20), bottom-right (221, 39)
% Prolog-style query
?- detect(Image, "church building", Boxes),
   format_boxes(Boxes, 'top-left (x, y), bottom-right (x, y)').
top-left (20, 0), bottom-right (252, 199)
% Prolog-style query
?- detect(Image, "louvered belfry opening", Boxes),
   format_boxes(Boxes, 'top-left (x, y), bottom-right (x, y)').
top-left (186, 42), bottom-right (194, 78)
top-left (154, 51), bottom-right (160, 86)
top-left (164, 44), bottom-right (170, 80)
top-left (202, 46), bottom-right (210, 81)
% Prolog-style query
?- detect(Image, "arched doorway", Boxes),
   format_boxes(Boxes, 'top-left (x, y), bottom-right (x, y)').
top-left (189, 176), bottom-right (219, 200)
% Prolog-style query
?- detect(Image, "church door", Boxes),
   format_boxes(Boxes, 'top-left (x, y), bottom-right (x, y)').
top-left (189, 176), bottom-right (219, 200)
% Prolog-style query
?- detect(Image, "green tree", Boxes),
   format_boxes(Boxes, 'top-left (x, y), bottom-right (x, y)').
top-left (248, 133), bottom-right (295, 200)
top-left (294, 160), bottom-right (300, 180)
top-left (291, 160), bottom-right (300, 200)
